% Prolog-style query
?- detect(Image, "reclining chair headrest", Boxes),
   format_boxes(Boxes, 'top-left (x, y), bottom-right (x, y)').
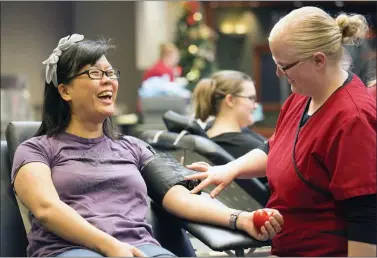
top-left (162, 110), bottom-right (208, 138)
top-left (140, 130), bottom-right (235, 164)
top-left (5, 121), bottom-right (41, 163)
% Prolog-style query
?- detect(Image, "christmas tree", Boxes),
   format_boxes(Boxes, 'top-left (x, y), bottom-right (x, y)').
top-left (175, 1), bottom-right (218, 91)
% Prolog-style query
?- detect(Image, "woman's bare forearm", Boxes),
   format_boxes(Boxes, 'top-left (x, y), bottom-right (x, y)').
top-left (348, 240), bottom-right (376, 257)
top-left (225, 149), bottom-right (268, 179)
top-left (163, 185), bottom-right (235, 227)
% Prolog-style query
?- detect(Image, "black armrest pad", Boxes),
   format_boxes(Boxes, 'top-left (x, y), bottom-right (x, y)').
top-left (182, 220), bottom-right (270, 251)
top-left (181, 193), bottom-right (270, 251)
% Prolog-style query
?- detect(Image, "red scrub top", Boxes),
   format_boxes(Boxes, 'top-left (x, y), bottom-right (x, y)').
top-left (266, 73), bottom-right (376, 257)
top-left (367, 85), bottom-right (376, 100)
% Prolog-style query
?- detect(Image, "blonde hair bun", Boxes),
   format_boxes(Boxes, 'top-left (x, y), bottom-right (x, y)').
top-left (336, 13), bottom-right (368, 44)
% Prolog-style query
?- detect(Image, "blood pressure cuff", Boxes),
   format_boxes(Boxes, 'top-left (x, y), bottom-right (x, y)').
top-left (141, 152), bottom-right (202, 205)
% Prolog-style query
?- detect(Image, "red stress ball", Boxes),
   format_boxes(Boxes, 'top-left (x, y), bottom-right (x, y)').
top-left (253, 209), bottom-right (274, 234)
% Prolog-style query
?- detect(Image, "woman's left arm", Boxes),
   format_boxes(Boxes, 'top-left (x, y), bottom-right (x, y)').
top-left (162, 185), bottom-right (284, 241)
top-left (135, 141), bottom-right (283, 240)
top-left (342, 194), bottom-right (376, 257)
top-left (348, 241), bottom-right (376, 257)
top-left (325, 117), bottom-right (376, 256)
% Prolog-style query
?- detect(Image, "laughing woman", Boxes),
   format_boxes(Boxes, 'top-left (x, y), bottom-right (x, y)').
top-left (10, 35), bottom-right (283, 257)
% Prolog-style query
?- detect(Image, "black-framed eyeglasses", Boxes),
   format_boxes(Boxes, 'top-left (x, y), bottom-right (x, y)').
top-left (69, 68), bottom-right (120, 81)
top-left (278, 60), bottom-right (301, 72)
top-left (276, 54), bottom-right (315, 73)
top-left (233, 94), bottom-right (256, 102)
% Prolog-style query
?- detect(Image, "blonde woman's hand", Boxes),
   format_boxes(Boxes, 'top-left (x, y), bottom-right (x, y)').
top-left (185, 162), bottom-right (238, 198)
top-left (237, 209), bottom-right (284, 241)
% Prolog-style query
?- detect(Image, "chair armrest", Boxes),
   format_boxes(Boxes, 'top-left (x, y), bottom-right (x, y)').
top-left (181, 193), bottom-right (270, 251)
top-left (182, 220), bottom-right (270, 252)
top-left (151, 192), bottom-right (270, 252)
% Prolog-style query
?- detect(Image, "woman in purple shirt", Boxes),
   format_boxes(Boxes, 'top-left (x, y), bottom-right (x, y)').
top-left (11, 34), bottom-right (284, 257)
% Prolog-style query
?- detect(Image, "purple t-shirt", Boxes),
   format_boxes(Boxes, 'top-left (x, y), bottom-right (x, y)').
top-left (11, 132), bottom-right (160, 257)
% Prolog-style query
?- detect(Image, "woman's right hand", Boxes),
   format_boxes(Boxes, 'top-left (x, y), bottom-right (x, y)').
top-left (104, 241), bottom-right (145, 257)
top-left (185, 162), bottom-right (238, 198)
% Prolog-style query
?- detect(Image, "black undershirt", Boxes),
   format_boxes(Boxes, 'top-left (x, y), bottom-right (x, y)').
top-left (211, 131), bottom-right (264, 160)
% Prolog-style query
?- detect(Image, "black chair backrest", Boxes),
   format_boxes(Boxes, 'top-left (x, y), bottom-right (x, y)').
top-left (4, 122), bottom-right (196, 257)
top-left (140, 129), bottom-right (234, 165)
top-left (139, 130), bottom-right (270, 206)
top-left (164, 110), bottom-right (267, 142)
top-left (163, 110), bottom-right (208, 138)
top-left (6, 121), bottom-right (42, 164)
top-left (1, 141), bottom-right (29, 257)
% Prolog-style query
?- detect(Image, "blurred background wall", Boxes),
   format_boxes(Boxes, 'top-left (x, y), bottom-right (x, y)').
top-left (1, 1), bottom-right (184, 118)
top-left (1, 1), bottom-right (376, 138)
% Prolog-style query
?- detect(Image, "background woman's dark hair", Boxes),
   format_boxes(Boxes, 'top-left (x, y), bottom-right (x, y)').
top-left (35, 37), bottom-right (122, 140)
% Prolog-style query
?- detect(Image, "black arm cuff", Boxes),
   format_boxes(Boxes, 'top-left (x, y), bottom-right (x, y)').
top-left (344, 194), bottom-right (377, 245)
top-left (256, 141), bottom-right (269, 155)
top-left (141, 152), bottom-right (201, 205)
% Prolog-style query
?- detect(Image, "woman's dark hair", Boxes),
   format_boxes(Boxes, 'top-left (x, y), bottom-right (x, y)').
top-left (35, 37), bottom-right (122, 140)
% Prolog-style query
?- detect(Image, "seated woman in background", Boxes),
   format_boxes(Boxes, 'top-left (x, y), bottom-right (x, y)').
top-left (137, 42), bottom-right (181, 122)
top-left (143, 42), bottom-right (181, 82)
top-left (11, 35), bottom-right (283, 257)
top-left (192, 70), bottom-right (266, 159)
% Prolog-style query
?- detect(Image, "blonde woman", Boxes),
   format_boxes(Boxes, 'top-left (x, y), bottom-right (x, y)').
top-left (186, 7), bottom-right (376, 257)
top-left (192, 70), bottom-right (265, 159)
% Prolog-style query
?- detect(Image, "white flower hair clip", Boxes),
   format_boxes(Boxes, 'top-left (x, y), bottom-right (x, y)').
top-left (42, 34), bottom-right (84, 87)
